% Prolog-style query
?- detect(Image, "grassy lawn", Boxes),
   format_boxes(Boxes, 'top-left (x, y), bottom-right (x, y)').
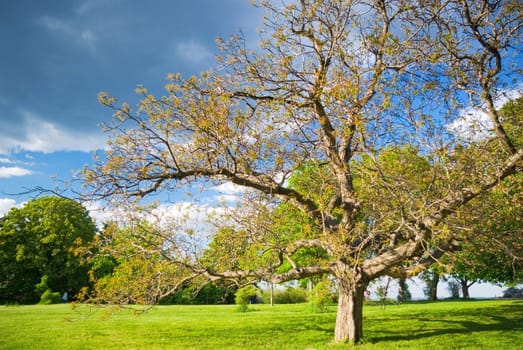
top-left (0, 299), bottom-right (522, 349)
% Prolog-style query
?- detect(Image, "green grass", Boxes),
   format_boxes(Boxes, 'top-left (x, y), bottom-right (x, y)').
top-left (0, 300), bottom-right (522, 349)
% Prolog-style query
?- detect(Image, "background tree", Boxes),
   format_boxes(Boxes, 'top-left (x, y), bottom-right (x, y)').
top-left (446, 278), bottom-right (461, 299)
top-left (446, 173), bottom-right (523, 297)
top-left (234, 285), bottom-right (258, 312)
top-left (420, 268), bottom-right (442, 301)
top-left (88, 220), bottom-right (187, 305)
top-left (0, 196), bottom-right (96, 304)
top-left (396, 277), bottom-right (411, 303)
top-left (161, 280), bottom-right (237, 305)
top-left (445, 97), bottom-right (523, 298)
top-left (83, 0), bottom-right (523, 344)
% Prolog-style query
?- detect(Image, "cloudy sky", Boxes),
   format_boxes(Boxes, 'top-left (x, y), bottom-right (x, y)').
top-left (0, 0), bottom-right (263, 214)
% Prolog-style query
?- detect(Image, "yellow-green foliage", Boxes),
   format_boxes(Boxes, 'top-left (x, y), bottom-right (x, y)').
top-left (309, 279), bottom-right (335, 312)
top-left (38, 289), bottom-right (62, 305)
top-left (235, 285), bottom-right (257, 312)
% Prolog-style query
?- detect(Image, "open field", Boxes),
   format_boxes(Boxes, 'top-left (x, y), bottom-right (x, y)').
top-left (1, 299), bottom-right (522, 349)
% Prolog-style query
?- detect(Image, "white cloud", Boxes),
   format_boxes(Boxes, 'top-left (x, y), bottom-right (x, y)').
top-left (209, 175), bottom-right (289, 206)
top-left (86, 201), bottom-right (230, 245)
top-left (0, 111), bottom-right (106, 154)
top-left (492, 86), bottom-right (523, 109)
top-left (155, 202), bottom-right (214, 220)
top-left (210, 182), bottom-right (248, 206)
top-left (215, 194), bottom-right (241, 204)
top-left (447, 107), bottom-right (494, 142)
top-left (0, 198), bottom-right (22, 217)
top-left (86, 200), bottom-right (219, 225)
top-left (0, 166), bottom-right (32, 178)
top-left (0, 158), bottom-right (14, 164)
top-left (212, 182), bottom-right (245, 195)
top-left (84, 201), bottom-right (121, 227)
top-left (448, 86), bottom-right (522, 141)
top-left (175, 40), bottom-right (213, 64)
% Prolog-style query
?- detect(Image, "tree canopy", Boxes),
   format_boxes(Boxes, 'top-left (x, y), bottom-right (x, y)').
top-left (441, 97), bottom-right (523, 297)
top-left (0, 196), bottom-right (96, 304)
top-left (83, 0), bottom-right (523, 344)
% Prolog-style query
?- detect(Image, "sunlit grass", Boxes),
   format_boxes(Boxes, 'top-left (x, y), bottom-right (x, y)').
top-left (1, 300), bottom-right (522, 349)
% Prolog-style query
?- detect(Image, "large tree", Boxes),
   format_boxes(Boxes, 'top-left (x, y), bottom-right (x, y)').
top-left (0, 196), bottom-right (96, 304)
top-left (444, 97), bottom-right (523, 298)
top-left (84, 0), bottom-right (523, 343)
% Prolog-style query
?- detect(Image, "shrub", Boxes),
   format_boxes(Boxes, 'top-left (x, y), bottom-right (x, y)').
top-left (235, 285), bottom-right (257, 312)
top-left (259, 287), bottom-right (308, 304)
top-left (275, 287), bottom-right (307, 304)
top-left (309, 280), bottom-right (334, 312)
top-left (502, 287), bottom-right (523, 298)
top-left (39, 289), bottom-right (62, 305)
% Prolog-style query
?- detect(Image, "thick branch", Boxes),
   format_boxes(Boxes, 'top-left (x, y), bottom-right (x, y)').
top-left (362, 239), bottom-right (421, 278)
top-left (386, 239), bottom-right (462, 278)
top-left (460, 0), bottom-right (517, 153)
top-left (204, 265), bottom-right (331, 285)
top-left (426, 148), bottom-right (523, 226)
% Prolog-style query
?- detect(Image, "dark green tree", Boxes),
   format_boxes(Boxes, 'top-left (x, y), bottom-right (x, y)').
top-left (447, 173), bottom-right (523, 297)
top-left (397, 277), bottom-right (411, 303)
top-left (445, 98), bottom-right (523, 298)
top-left (420, 268), bottom-right (442, 301)
top-left (0, 196), bottom-right (96, 304)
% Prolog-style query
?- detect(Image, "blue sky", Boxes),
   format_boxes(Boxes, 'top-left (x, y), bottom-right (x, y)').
top-left (0, 0), bottom-right (263, 213)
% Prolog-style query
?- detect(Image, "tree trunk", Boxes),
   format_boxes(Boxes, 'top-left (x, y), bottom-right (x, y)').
top-left (397, 277), bottom-right (406, 303)
top-left (270, 282), bottom-right (274, 306)
top-left (334, 276), bottom-right (367, 344)
top-left (460, 278), bottom-right (471, 299)
top-left (430, 273), bottom-right (439, 301)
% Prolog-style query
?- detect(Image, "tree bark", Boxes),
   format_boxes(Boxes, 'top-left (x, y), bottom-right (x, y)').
top-left (334, 276), bottom-right (367, 344)
top-left (460, 278), bottom-right (471, 299)
top-left (397, 277), bottom-right (406, 303)
top-left (430, 273), bottom-right (439, 301)
top-left (270, 282), bottom-right (274, 306)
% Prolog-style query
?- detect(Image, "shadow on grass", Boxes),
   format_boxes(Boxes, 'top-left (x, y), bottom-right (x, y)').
top-left (366, 301), bottom-right (523, 343)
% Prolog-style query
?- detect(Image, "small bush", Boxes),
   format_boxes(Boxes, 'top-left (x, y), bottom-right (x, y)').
top-left (502, 287), bottom-right (523, 298)
top-left (39, 289), bottom-right (62, 305)
top-left (275, 287), bottom-right (307, 304)
top-left (235, 285), bottom-right (257, 312)
top-left (288, 287), bottom-right (308, 303)
top-left (309, 280), bottom-right (334, 312)
top-left (259, 287), bottom-right (308, 304)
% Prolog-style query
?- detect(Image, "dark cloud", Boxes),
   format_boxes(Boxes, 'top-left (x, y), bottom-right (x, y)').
top-left (0, 0), bottom-right (262, 154)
